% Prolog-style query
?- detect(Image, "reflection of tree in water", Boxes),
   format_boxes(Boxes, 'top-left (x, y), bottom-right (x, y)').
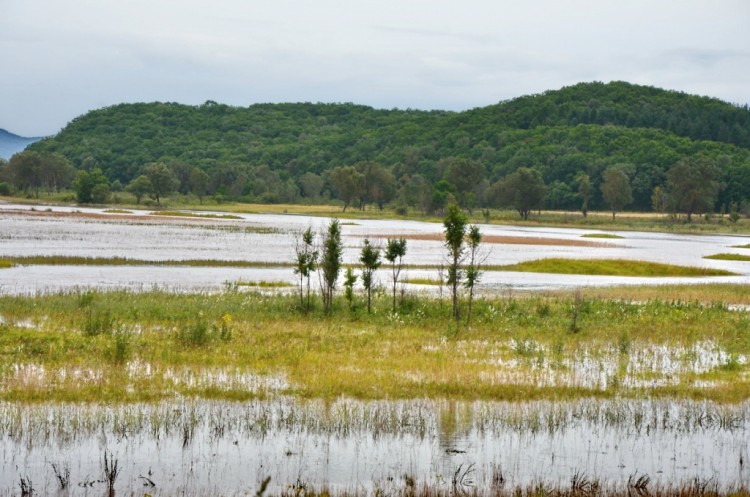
top-left (437, 401), bottom-right (477, 491)
top-left (437, 401), bottom-right (472, 454)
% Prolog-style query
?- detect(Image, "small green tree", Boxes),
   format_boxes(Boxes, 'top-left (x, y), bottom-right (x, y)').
top-left (601, 167), bottom-right (632, 220)
top-left (143, 162), bottom-right (179, 205)
top-left (464, 225), bottom-right (483, 324)
top-left (329, 166), bottom-right (365, 212)
top-left (343, 267), bottom-right (357, 310)
top-left (443, 204), bottom-right (467, 322)
top-left (359, 239), bottom-right (381, 314)
top-left (489, 167), bottom-right (546, 220)
top-left (575, 172), bottom-right (592, 218)
top-left (384, 237), bottom-right (407, 313)
top-left (666, 157), bottom-right (721, 222)
top-left (651, 185), bottom-right (667, 213)
top-left (126, 175), bottom-right (153, 204)
top-left (319, 219), bottom-right (343, 313)
top-left (190, 168), bottom-right (209, 204)
top-left (73, 168), bottom-right (110, 204)
top-left (293, 227), bottom-right (318, 311)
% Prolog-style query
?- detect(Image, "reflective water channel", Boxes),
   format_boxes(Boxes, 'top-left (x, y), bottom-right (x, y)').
top-left (1, 203), bottom-right (750, 294)
top-left (1, 399), bottom-right (749, 496)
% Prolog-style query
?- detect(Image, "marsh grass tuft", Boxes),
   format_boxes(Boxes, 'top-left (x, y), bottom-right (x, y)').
top-left (705, 253), bottom-right (750, 262)
top-left (102, 451), bottom-right (120, 495)
top-left (500, 258), bottom-right (735, 277)
top-left (581, 233), bottom-right (624, 239)
top-left (82, 308), bottom-right (117, 337)
top-left (50, 462), bottom-right (70, 490)
top-left (0, 259), bottom-right (14, 269)
top-left (19, 476), bottom-right (33, 497)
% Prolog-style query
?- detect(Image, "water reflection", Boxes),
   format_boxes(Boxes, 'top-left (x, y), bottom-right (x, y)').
top-left (1, 204), bottom-right (749, 295)
top-left (1, 399), bottom-right (748, 495)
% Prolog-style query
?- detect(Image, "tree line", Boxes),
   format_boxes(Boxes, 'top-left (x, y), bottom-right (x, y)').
top-left (2, 81), bottom-right (749, 216)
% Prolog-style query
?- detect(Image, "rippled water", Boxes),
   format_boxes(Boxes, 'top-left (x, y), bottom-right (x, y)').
top-left (1, 204), bottom-right (749, 294)
top-left (1, 399), bottom-right (749, 496)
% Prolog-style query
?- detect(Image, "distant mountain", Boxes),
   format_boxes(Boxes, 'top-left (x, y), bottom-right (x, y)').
top-left (0, 129), bottom-right (44, 160)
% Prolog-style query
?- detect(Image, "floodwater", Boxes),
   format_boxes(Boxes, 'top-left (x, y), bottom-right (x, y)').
top-left (1, 203), bottom-right (749, 294)
top-left (2, 204), bottom-right (750, 495)
top-left (1, 399), bottom-right (749, 496)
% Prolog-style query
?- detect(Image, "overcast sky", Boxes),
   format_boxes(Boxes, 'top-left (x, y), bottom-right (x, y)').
top-left (2, 0), bottom-right (749, 136)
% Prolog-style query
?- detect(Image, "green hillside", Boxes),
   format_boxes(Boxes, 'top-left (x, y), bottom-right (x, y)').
top-left (21, 81), bottom-right (750, 212)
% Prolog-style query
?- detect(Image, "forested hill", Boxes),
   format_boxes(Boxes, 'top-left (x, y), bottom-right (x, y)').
top-left (24, 81), bottom-right (750, 211)
top-left (459, 81), bottom-right (750, 147)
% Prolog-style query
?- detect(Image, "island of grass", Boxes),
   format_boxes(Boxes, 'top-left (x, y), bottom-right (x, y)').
top-left (499, 258), bottom-right (735, 277)
top-left (2, 256), bottom-right (290, 268)
top-left (581, 233), bottom-right (624, 239)
top-left (0, 260), bottom-right (14, 269)
top-left (705, 253), bottom-right (750, 262)
top-left (150, 210), bottom-right (243, 220)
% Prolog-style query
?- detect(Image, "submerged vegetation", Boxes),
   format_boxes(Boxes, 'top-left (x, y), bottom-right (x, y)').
top-left (1, 286), bottom-right (749, 403)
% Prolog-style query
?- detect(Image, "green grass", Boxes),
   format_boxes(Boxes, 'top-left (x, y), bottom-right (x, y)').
top-left (581, 233), bottom-right (624, 239)
top-left (1, 287), bottom-right (749, 403)
top-left (499, 258), bottom-right (736, 276)
top-left (231, 280), bottom-right (294, 288)
top-left (705, 253), bottom-right (750, 261)
top-left (150, 210), bottom-right (243, 220)
top-left (3, 256), bottom-right (291, 268)
top-left (103, 209), bottom-right (133, 214)
top-left (403, 278), bottom-right (442, 286)
top-left (0, 260), bottom-right (14, 269)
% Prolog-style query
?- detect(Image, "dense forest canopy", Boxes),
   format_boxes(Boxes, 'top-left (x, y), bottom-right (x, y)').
top-left (14, 81), bottom-right (750, 213)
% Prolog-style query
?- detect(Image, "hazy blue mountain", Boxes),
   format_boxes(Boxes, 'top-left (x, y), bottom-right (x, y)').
top-left (0, 129), bottom-right (44, 160)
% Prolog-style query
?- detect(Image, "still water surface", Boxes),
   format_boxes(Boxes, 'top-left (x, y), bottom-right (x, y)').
top-left (1, 204), bottom-right (749, 294)
top-left (1, 399), bottom-right (749, 496)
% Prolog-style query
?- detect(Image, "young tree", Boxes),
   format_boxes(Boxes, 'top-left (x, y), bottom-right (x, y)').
top-left (343, 267), bottom-right (357, 310)
top-left (359, 239), bottom-right (381, 313)
top-left (464, 225), bottom-right (483, 324)
top-left (384, 237), bottom-right (407, 313)
top-left (190, 168), bottom-right (209, 204)
top-left (666, 157), bottom-right (721, 221)
top-left (329, 166), bottom-right (365, 212)
top-left (601, 167), bottom-right (632, 220)
top-left (73, 168), bottom-right (110, 204)
top-left (294, 227), bottom-right (318, 311)
top-left (489, 167), bottom-right (546, 220)
top-left (443, 204), bottom-right (467, 322)
top-left (319, 219), bottom-right (343, 313)
top-left (143, 162), bottom-right (179, 205)
top-left (126, 175), bottom-right (153, 204)
top-left (575, 172), bottom-right (592, 217)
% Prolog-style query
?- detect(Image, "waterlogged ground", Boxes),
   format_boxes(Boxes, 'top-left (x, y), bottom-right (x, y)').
top-left (1, 203), bottom-right (750, 294)
top-left (3, 204), bottom-right (750, 495)
top-left (1, 399), bottom-right (749, 496)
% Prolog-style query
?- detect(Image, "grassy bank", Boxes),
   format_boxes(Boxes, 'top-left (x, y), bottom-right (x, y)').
top-left (1, 287), bottom-right (749, 403)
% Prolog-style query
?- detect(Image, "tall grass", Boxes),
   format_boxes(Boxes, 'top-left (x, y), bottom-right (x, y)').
top-left (1, 288), bottom-right (749, 402)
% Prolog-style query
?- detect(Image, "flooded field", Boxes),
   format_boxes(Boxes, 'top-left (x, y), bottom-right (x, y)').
top-left (2, 399), bottom-right (749, 496)
top-left (1, 203), bottom-right (749, 294)
top-left (3, 203), bottom-right (750, 495)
